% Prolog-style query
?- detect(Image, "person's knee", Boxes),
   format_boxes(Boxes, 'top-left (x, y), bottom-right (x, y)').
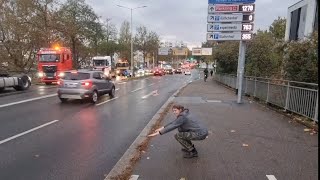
top-left (174, 132), bottom-right (183, 140)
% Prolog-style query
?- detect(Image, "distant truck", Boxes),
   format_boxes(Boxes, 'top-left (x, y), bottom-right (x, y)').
top-left (115, 60), bottom-right (130, 76)
top-left (37, 47), bottom-right (73, 85)
top-left (0, 68), bottom-right (31, 92)
top-left (91, 56), bottom-right (116, 78)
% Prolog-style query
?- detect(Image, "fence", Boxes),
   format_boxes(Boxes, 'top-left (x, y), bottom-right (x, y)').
top-left (214, 74), bottom-right (318, 122)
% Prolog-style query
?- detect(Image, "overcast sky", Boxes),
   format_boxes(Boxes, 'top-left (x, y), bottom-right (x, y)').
top-left (86, 0), bottom-right (299, 48)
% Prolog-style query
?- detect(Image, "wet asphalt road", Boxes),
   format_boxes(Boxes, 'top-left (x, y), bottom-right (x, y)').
top-left (0, 71), bottom-right (200, 180)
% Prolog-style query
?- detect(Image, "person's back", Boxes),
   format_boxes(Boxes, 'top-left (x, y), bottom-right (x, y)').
top-left (204, 68), bottom-right (208, 75)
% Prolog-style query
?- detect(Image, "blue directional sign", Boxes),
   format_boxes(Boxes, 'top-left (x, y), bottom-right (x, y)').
top-left (208, 0), bottom-right (255, 4)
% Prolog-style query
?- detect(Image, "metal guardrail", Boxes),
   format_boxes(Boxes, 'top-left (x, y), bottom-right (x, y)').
top-left (214, 74), bottom-right (318, 122)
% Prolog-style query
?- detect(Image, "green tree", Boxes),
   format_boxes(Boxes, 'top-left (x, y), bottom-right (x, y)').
top-left (269, 17), bottom-right (286, 41)
top-left (118, 20), bottom-right (131, 61)
top-left (213, 41), bottom-right (239, 74)
top-left (284, 31), bottom-right (318, 83)
top-left (54, 0), bottom-right (102, 68)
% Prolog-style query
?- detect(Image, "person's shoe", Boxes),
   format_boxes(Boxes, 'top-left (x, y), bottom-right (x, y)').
top-left (183, 148), bottom-right (198, 158)
top-left (181, 145), bottom-right (195, 152)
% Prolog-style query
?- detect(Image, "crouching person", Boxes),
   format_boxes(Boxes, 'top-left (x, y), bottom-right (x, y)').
top-left (148, 104), bottom-right (208, 158)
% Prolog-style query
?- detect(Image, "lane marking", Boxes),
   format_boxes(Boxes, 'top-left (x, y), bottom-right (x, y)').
top-left (96, 97), bottom-right (119, 106)
top-left (142, 90), bottom-right (158, 99)
top-left (115, 88), bottom-right (120, 91)
top-left (129, 175), bottom-right (139, 180)
top-left (117, 82), bottom-right (127, 85)
top-left (206, 100), bottom-right (222, 103)
top-left (148, 83), bottom-right (155, 86)
top-left (131, 88), bottom-right (143, 93)
top-left (0, 94), bottom-right (57, 108)
top-left (0, 120), bottom-right (59, 145)
top-left (266, 175), bottom-right (277, 180)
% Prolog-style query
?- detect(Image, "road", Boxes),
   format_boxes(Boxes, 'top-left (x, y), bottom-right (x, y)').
top-left (0, 71), bottom-right (200, 180)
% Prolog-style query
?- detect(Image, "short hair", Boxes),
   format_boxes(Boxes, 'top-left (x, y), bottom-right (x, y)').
top-left (172, 104), bottom-right (185, 111)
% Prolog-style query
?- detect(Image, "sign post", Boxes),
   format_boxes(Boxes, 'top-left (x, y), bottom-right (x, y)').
top-left (206, 0), bottom-right (255, 104)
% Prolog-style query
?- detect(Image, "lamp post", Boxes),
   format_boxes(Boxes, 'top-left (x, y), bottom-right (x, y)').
top-left (116, 5), bottom-right (147, 77)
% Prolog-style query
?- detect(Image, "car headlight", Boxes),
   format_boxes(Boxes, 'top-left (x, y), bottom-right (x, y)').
top-left (38, 72), bottom-right (44, 77)
top-left (116, 70), bottom-right (120, 74)
top-left (58, 72), bottom-right (65, 77)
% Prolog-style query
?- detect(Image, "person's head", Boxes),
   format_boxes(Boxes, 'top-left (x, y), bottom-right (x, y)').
top-left (172, 104), bottom-right (185, 117)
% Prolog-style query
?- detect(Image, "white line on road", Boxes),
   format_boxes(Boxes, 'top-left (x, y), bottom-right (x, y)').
top-left (115, 88), bottom-right (120, 91)
top-left (129, 175), bottom-right (139, 180)
top-left (117, 82), bottom-right (127, 85)
top-left (0, 120), bottom-right (59, 145)
top-left (0, 94), bottom-right (57, 109)
top-left (131, 88), bottom-right (143, 92)
top-left (148, 83), bottom-right (155, 86)
top-left (96, 97), bottom-right (119, 106)
top-left (266, 175), bottom-right (277, 180)
top-left (142, 90), bottom-right (158, 99)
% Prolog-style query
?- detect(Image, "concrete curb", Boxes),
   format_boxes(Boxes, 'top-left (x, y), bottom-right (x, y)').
top-left (104, 81), bottom-right (190, 180)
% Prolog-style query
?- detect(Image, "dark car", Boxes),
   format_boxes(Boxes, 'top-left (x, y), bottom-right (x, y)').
top-left (175, 68), bottom-right (182, 74)
top-left (57, 70), bottom-right (115, 103)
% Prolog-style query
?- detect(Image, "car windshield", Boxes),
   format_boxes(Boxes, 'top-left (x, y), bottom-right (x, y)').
top-left (39, 54), bottom-right (60, 62)
top-left (62, 72), bottom-right (90, 80)
top-left (93, 59), bottom-right (108, 66)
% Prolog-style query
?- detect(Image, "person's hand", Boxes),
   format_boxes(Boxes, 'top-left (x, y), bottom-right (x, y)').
top-left (148, 132), bottom-right (159, 137)
top-left (154, 127), bottom-right (164, 133)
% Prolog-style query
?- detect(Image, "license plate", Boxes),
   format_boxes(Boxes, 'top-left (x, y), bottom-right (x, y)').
top-left (66, 83), bottom-right (77, 88)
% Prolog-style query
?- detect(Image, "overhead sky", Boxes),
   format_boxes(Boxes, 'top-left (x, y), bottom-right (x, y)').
top-left (87, 0), bottom-right (299, 48)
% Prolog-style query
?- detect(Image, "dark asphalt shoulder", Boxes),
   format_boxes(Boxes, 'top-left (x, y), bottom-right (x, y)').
top-left (133, 77), bottom-right (318, 180)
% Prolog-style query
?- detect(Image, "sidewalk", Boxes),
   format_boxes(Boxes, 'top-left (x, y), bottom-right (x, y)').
top-left (132, 78), bottom-right (318, 180)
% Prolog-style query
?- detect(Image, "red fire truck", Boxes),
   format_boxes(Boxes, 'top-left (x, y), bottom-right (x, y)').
top-left (37, 47), bottom-right (73, 85)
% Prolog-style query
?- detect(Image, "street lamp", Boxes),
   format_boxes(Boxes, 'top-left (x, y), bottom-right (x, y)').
top-left (116, 4), bottom-right (147, 77)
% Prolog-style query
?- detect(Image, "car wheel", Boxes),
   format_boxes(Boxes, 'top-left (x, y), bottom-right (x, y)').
top-left (91, 90), bottom-right (98, 104)
top-left (59, 97), bottom-right (68, 103)
top-left (109, 86), bottom-right (115, 98)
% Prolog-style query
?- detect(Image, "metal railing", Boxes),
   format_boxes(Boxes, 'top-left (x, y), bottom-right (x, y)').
top-left (214, 74), bottom-right (318, 122)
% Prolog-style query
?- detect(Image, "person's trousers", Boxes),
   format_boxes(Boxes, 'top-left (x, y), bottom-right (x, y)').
top-left (174, 131), bottom-right (208, 151)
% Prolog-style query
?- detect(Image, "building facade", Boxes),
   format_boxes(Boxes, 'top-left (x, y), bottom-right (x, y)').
top-left (285, 0), bottom-right (318, 41)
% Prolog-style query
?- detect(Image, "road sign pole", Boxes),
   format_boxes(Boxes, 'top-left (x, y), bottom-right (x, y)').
top-left (237, 40), bottom-right (246, 104)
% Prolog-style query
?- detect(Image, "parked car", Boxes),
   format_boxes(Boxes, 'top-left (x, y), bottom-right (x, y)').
top-left (136, 69), bottom-right (145, 77)
top-left (57, 69), bottom-right (115, 103)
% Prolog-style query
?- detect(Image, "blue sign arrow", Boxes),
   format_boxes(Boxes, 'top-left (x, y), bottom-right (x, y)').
top-left (209, 0), bottom-right (255, 4)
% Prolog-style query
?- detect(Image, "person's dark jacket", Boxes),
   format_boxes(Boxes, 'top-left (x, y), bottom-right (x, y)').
top-left (159, 109), bottom-right (208, 135)
top-left (204, 69), bottom-right (208, 75)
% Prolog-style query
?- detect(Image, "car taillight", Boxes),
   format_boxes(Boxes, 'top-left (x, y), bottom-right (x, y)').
top-left (57, 80), bottom-right (63, 85)
top-left (81, 81), bottom-right (92, 87)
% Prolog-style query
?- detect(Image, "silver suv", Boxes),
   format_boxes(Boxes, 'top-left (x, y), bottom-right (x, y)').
top-left (57, 70), bottom-right (115, 103)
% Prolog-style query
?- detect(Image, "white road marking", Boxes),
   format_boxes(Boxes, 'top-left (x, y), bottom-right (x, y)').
top-left (115, 88), bottom-right (120, 91)
top-left (129, 175), bottom-right (139, 180)
top-left (266, 175), bottom-right (277, 180)
top-left (148, 83), bottom-right (155, 86)
top-left (117, 82), bottom-right (127, 85)
top-left (96, 97), bottom-right (119, 106)
top-left (0, 94), bottom-right (57, 108)
top-left (0, 120), bottom-right (59, 145)
top-left (131, 88), bottom-right (143, 92)
top-left (206, 100), bottom-right (222, 103)
top-left (142, 90), bottom-right (158, 99)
